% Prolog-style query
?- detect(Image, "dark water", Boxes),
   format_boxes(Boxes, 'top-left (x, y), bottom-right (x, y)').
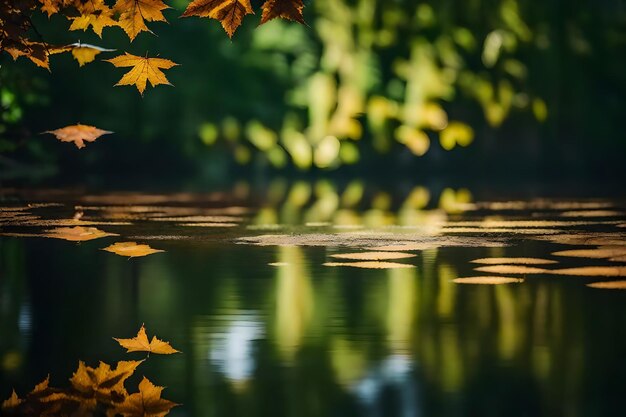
top-left (1, 183), bottom-right (626, 417)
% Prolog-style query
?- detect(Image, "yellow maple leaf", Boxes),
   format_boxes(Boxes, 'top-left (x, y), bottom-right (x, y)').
top-left (44, 124), bottom-right (113, 148)
top-left (66, 43), bottom-right (116, 66)
top-left (43, 226), bottom-right (119, 241)
top-left (69, 0), bottom-right (117, 37)
top-left (114, 324), bottom-right (180, 355)
top-left (106, 53), bottom-right (178, 95)
top-left (114, 0), bottom-right (170, 41)
top-left (182, 0), bottom-right (254, 38)
top-left (103, 242), bottom-right (164, 258)
top-left (70, 360), bottom-right (143, 400)
top-left (260, 0), bottom-right (305, 24)
top-left (114, 377), bottom-right (178, 417)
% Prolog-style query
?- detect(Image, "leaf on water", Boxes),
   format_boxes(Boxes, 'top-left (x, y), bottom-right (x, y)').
top-left (610, 255), bottom-right (626, 263)
top-left (261, 0), bottom-right (305, 24)
top-left (70, 360), bottom-right (143, 399)
top-left (471, 257), bottom-right (558, 265)
top-left (552, 248), bottom-right (626, 259)
top-left (2, 390), bottom-right (22, 410)
top-left (106, 53), bottom-right (178, 95)
top-left (67, 43), bottom-right (116, 66)
top-left (44, 226), bottom-right (119, 241)
top-left (114, 324), bottom-right (180, 354)
top-left (323, 261), bottom-right (415, 269)
top-left (474, 265), bottom-right (549, 274)
top-left (560, 210), bottom-right (626, 217)
top-left (179, 222), bottom-right (238, 227)
top-left (182, 0), bottom-right (254, 38)
top-left (453, 276), bottom-right (524, 285)
top-left (586, 280), bottom-right (626, 289)
top-left (534, 234), bottom-right (626, 246)
top-left (44, 124), bottom-right (113, 149)
top-left (330, 251), bottom-right (416, 260)
top-left (550, 266), bottom-right (626, 277)
top-left (114, 0), bottom-right (170, 41)
top-left (269, 262), bottom-right (289, 266)
top-left (103, 242), bottom-right (164, 258)
top-left (113, 377), bottom-right (178, 417)
top-left (442, 227), bottom-right (563, 234)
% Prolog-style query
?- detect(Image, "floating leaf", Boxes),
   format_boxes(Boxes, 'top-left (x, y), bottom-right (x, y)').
top-left (474, 265), bottom-right (549, 274)
top-left (114, 324), bottom-right (180, 354)
top-left (323, 261), bottom-right (415, 269)
top-left (551, 266), bottom-right (626, 277)
top-left (330, 251), bottom-right (416, 261)
top-left (552, 248), bottom-right (626, 259)
top-left (182, 0), bottom-right (254, 38)
top-left (44, 124), bottom-right (113, 149)
top-left (560, 210), bottom-right (625, 217)
top-left (471, 257), bottom-right (558, 265)
top-left (114, 377), bottom-right (178, 417)
top-left (586, 280), bottom-right (626, 289)
top-left (103, 242), bottom-right (164, 258)
top-left (610, 255), bottom-right (626, 263)
top-left (44, 226), bottom-right (119, 241)
top-left (453, 276), bottom-right (524, 285)
top-left (106, 53), bottom-right (178, 95)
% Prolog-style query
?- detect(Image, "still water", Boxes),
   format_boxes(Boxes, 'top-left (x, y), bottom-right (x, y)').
top-left (1, 182), bottom-right (625, 416)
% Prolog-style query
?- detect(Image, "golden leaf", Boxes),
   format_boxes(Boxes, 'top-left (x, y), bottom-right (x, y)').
top-left (69, 0), bottom-right (117, 37)
top-left (323, 261), bottom-right (415, 269)
top-left (260, 0), bottom-right (305, 24)
top-left (106, 53), bottom-right (178, 95)
top-left (1, 390), bottom-right (22, 410)
top-left (115, 0), bottom-right (170, 41)
top-left (70, 360), bottom-right (143, 399)
top-left (114, 324), bottom-right (180, 355)
top-left (586, 280), bottom-right (626, 289)
top-left (182, 0), bottom-right (254, 38)
top-left (330, 251), bottom-right (416, 260)
top-left (44, 124), bottom-right (113, 148)
top-left (453, 276), bottom-right (524, 285)
top-left (66, 43), bottom-right (116, 66)
top-left (103, 242), bottom-right (164, 258)
top-left (470, 257), bottom-right (558, 265)
top-left (114, 377), bottom-right (178, 417)
top-left (44, 226), bottom-right (119, 241)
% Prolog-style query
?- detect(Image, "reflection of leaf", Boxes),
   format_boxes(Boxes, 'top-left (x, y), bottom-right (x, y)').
top-left (182, 0), bottom-right (254, 38)
top-left (103, 242), bottom-right (164, 258)
top-left (114, 324), bottom-right (180, 354)
top-left (44, 124), bottom-right (113, 149)
top-left (323, 261), bottom-right (415, 269)
top-left (552, 248), bottom-right (626, 259)
top-left (114, 377), bottom-right (178, 417)
top-left (106, 53), bottom-right (178, 95)
top-left (70, 360), bottom-right (143, 400)
top-left (586, 280), bottom-right (626, 289)
top-left (453, 277), bottom-right (524, 284)
top-left (471, 257), bottom-right (557, 265)
top-left (330, 251), bottom-right (416, 260)
top-left (44, 226), bottom-right (119, 241)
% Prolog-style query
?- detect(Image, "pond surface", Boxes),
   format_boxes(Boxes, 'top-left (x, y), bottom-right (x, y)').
top-left (1, 182), bottom-right (626, 417)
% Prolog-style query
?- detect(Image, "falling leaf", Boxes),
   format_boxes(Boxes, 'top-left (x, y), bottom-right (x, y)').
top-left (70, 360), bottom-right (143, 400)
top-left (471, 257), bottom-right (558, 265)
top-left (453, 277), bottom-right (524, 285)
top-left (260, 0), bottom-right (305, 24)
top-left (114, 377), bottom-right (178, 417)
top-left (551, 266), bottom-right (626, 277)
top-left (586, 280), bottom-right (626, 289)
top-left (114, 324), bottom-right (180, 354)
top-left (474, 265), bottom-right (549, 274)
top-left (103, 242), bottom-right (164, 258)
top-left (44, 226), bottom-right (118, 241)
top-left (106, 53), bottom-right (178, 95)
top-left (182, 0), bottom-right (254, 38)
top-left (552, 248), bottom-right (626, 259)
top-left (44, 124), bottom-right (113, 149)
top-left (115, 0), bottom-right (170, 41)
top-left (330, 251), bottom-right (416, 260)
top-left (67, 43), bottom-right (116, 66)
top-left (323, 261), bottom-right (415, 269)
top-left (1, 391), bottom-right (22, 410)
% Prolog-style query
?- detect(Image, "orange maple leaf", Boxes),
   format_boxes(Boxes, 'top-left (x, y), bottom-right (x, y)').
top-left (69, 0), bottom-right (117, 37)
top-left (70, 360), bottom-right (144, 400)
top-left (103, 242), bottom-right (165, 258)
top-left (44, 124), bottom-right (113, 148)
top-left (114, 324), bottom-right (180, 355)
top-left (106, 52), bottom-right (178, 95)
top-left (114, 0), bottom-right (170, 41)
top-left (260, 0), bottom-right (305, 24)
top-left (182, 0), bottom-right (254, 38)
top-left (66, 42), bottom-right (116, 66)
top-left (114, 377), bottom-right (178, 417)
top-left (1, 390), bottom-right (22, 410)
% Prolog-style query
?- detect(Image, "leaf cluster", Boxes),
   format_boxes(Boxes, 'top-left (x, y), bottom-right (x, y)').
top-left (1, 325), bottom-right (180, 417)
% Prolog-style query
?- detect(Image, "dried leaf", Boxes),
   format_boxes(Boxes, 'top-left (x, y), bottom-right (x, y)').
top-left (114, 377), bottom-right (178, 417)
top-left (103, 242), bottom-right (164, 258)
top-left (106, 53), bottom-right (178, 95)
top-left (114, 324), bottom-right (180, 354)
top-left (70, 360), bottom-right (143, 399)
top-left (44, 124), bottom-right (113, 149)
top-left (44, 226), bottom-right (118, 241)
top-left (182, 0), bottom-right (254, 38)
top-left (453, 276), bottom-right (524, 284)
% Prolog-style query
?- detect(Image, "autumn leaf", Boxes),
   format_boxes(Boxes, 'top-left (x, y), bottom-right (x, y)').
top-left (69, 0), bottom-right (117, 37)
top-left (182, 0), bottom-right (254, 38)
top-left (115, 0), bottom-right (170, 41)
top-left (67, 43), bottom-right (116, 66)
top-left (106, 53), bottom-right (178, 95)
top-left (114, 324), bottom-right (180, 355)
top-left (44, 124), bottom-right (113, 148)
top-left (260, 0), bottom-right (305, 24)
top-left (114, 377), bottom-right (178, 417)
top-left (70, 360), bottom-right (144, 400)
top-left (1, 391), bottom-right (22, 410)
top-left (44, 226), bottom-right (119, 241)
top-left (103, 242), bottom-right (165, 257)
